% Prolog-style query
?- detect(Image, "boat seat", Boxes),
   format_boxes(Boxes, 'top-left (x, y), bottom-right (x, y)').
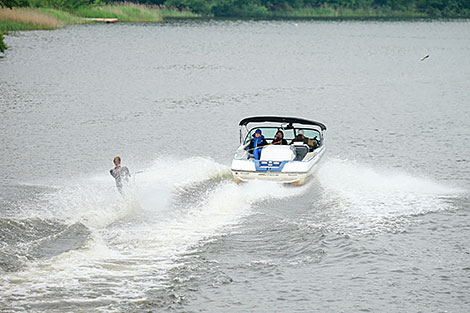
top-left (292, 143), bottom-right (309, 161)
top-left (260, 145), bottom-right (295, 161)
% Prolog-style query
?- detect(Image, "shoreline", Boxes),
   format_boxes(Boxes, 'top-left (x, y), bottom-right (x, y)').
top-left (0, 5), bottom-right (468, 54)
top-left (2, 5), bottom-right (469, 34)
top-left (0, 5), bottom-right (199, 33)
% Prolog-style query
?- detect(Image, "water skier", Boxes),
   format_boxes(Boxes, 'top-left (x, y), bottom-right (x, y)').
top-left (110, 156), bottom-right (131, 195)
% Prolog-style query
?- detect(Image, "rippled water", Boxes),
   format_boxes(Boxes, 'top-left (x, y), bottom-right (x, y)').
top-left (1, 19), bottom-right (469, 312)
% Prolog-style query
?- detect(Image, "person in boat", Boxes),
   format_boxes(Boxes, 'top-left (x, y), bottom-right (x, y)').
top-left (290, 129), bottom-right (309, 144)
top-left (248, 129), bottom-right (268, 160)
top-left (272, 130), bottom-right (288, 145)
top-left (290, 129), bottom-right (316, 149)
top-left (110, 156), bottom-right (131, 195)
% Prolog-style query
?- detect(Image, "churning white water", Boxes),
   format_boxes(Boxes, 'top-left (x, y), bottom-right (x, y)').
top-left (1, 157), bottom-right (313, 311)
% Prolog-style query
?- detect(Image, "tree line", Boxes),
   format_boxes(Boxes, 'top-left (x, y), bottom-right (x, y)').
top-left (0, 0), bottom-right (90, 10)
top-left (1, 0), bottom-right (469, 17)
top-left (161, 0), bottom-right (470, 17)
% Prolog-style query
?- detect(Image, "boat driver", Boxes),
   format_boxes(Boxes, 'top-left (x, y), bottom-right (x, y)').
top-left (290, 129), bottom-right (316, 149)
top-left (248, 129), bottom-right (268, 160)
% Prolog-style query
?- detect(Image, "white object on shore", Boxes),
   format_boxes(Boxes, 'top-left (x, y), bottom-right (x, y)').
top-left (84, 18), bottom-right (118, 23)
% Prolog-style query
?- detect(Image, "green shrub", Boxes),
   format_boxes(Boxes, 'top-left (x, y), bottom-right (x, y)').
top-left (28, 0), bottom-right (65, 8)
top-left (0, 31), bottom-right (7, 53)
top-left (73, 4), bottom-right (162, 22)
top-left (157, 6), bottom-right (199, 18)
top-left (212, 0), bottom-right (269, 17)
top-left (39, 7), bottom-right (83, 23)
top-left (165, 0), bottom-right (212, 15)
top-left (64, 0), bottom-right (90, 9)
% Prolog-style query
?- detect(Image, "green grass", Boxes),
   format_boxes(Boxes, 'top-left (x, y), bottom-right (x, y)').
top-left (0, 7), bottom-right (93, 33)
top-left (0, 20), bottom-right (54, 31)
top-left (270, 6), bottom-right (427, 18)
top-left (0, 5), bottom-right (172, 32)
top-left (39, 7), bottom-right (85, 24)
top-left (0, 4), bottom-right (192, 33)
top-left (0, 7), bottom-right (64, 32)
top-left (73, 5), bottom-right (163, 22)
top-left (157, 7), bottom-right (200, 18)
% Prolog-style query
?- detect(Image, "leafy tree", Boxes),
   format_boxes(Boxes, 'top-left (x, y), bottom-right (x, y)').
top-left (0, 0), bottom-right (20, 8)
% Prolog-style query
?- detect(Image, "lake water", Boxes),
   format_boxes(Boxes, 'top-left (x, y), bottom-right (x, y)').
top-left (0, 19), bottom-right (469, 312)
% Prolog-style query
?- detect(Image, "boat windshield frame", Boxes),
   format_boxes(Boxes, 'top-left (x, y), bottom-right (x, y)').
top-left (239, 116), bottom-right (326, 145)
top-left (242, 126), bottom-right (322, 145)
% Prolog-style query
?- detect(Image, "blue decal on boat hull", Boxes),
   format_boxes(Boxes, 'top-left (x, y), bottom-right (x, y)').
top-left (253, 160), bottom-right (288, 172)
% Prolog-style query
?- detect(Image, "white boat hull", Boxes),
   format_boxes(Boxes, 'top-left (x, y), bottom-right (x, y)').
top-left (231, 146), bottom-right (325, 185)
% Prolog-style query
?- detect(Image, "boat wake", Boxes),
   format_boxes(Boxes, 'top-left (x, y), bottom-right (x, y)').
top-left (1, 156), bottom-right (464, 310)
top-left (315, 158), bottom-right (463, 234)
top-left (0, 157), bottom-right (308, 311)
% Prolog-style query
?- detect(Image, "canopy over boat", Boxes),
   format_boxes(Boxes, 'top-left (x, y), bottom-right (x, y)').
top-left (238, 116), bottom-right (327, 131)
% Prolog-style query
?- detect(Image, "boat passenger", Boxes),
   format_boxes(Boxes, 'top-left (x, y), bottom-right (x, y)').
top-left (290, 129), bottom-right (311, 145)
top-left (290, 130), bottom-right (312, 160)
top-left (291, 129), bottom-right (318, 150)
top-left (248, 129), bottom-right (268, 160)
top-left (110, 156), bottom-right (131, 195)
top-left (272, 130), bottom-right (288, 145)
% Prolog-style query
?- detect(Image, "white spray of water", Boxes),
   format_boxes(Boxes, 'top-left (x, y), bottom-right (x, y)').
top-left (1, 157), bottom-right (307, 307)
top-left (33, 157), bottom-right (230, 229)
top-left (133, 156), bottom-right (231, 213)
top-left (315, 158), bottom-right (463, 233)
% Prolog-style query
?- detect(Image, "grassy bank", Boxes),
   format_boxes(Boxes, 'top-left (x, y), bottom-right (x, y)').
top-left (73, 4), bottom-right (162, 22)
top-left (0, 4), bottom-right (199, 33)
top-left (156, 6), bottom-right (200, 18)
top-left (271, 6), bottom-right (427, 18)
top-left (0, 2), bottom-right (459, 34)
top-left (0, 7), bottom-right (79, 32)
top-left (72, 3), bottom-right (200, 20)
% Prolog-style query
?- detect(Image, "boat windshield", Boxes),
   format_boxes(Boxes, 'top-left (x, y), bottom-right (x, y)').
top-left (243, 127), bottom-right (321, 144)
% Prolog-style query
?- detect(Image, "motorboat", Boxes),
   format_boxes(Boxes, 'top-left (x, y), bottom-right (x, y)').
top-left (231, 116), bottom-right (327, 185)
